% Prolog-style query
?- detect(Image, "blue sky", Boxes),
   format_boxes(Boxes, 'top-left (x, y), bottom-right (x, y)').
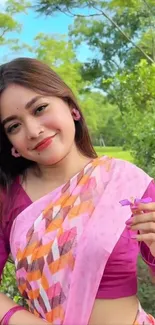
top-left (0, 6), bottom-right (92, 62)
top-left (15, 10), bottom-right (73, 45)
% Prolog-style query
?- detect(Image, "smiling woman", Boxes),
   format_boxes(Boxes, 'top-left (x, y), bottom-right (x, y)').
top-left (1, 85), bottom-right (78, 165)
top-left (0, 58), bottom-right (155, 325)
top-left (0, 58), bottom-right (96, 188)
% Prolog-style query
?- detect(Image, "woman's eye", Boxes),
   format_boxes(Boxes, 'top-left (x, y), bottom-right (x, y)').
top-left (34, 105), bottom-right (48, 115)
top-left (7, 123), bottom-right (20, 134)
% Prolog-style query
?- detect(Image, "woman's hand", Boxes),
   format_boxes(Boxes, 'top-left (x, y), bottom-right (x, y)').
top-left (126, 202), bottom-right (155, 257)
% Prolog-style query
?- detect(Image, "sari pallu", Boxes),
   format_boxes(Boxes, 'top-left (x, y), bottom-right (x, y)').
top-left (10, 156), bottom-right (152, 325)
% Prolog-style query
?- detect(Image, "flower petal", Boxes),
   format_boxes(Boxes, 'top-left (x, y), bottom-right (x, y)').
top-left (119, 199), bottom-right (131, 206)
top-left (137, 197), bottom-right (152, 204)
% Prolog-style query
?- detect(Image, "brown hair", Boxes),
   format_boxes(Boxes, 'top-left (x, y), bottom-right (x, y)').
top-left (0, 57), bottom-right (97, 189)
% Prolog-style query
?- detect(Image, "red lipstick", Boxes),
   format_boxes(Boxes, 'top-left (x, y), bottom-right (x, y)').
top-left (34, 137), bottom-right (53, 152)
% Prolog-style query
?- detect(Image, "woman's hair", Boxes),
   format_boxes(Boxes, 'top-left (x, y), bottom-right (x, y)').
top-left (0, 57), bottom-right (97, 190)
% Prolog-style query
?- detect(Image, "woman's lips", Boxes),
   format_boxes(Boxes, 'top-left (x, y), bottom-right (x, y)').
top-left (34, 136), bottom-right (55, 152)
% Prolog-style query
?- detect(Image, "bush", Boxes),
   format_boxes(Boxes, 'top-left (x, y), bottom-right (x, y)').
top-left (138, 257), bottom-right (155, 316)
top-left (113, 59), bottom-right (155, 177)
top-left (0, 262), bottom-right (25, 306)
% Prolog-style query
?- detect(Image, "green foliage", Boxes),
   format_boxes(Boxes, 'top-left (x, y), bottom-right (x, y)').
top-left (34, 0), bottom-right (97, 15)
top-left (32, 33), bottom-right (87, 97)
top-left (80, 92), bottom-right (123, 143)
top-left (34, 0), bottom-right (155, 90)
top-left (0, 262), bottom-right (25, 305)
top-left (0, 0), bottom-right (30, 50)
top-left (5, 0), bottom-right (31, 14)
top-left (0, 12), bottom-right (21, 46)
top-left (138, 257), bottom-right (155, 316)
top-left (77, 90), bottom-right (124, 145)
top-left (113, 60), bottom-right (155, 176)
top-left (95, 146), bottom-right (133, 161)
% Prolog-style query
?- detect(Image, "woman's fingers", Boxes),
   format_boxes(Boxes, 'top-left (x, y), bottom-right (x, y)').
top-left (128, 212), bottom-right (155, 225)
top-left (130, 221), bottom-right (155, 232)
top-left (132, 232), bottom-right (155, 242)
top-left (135, 202), bottom-right (155, 212)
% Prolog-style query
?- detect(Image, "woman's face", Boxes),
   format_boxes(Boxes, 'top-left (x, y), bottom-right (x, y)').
top-left (0, 84), bottom-right (76, 165)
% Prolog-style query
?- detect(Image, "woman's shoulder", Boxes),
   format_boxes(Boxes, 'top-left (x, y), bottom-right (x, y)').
top-left (115, 157), bottom-right (153, 183)
top-left (99, 156), bottom-right (153, 198)
top-left (100, 155), bottom-right (152, 179)
top-left (0, 177), bottom-right (31, 229)
top-left (1, 178), bottom-right (22, 211)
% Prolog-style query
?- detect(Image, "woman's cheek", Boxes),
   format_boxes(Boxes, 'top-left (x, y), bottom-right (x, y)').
top-left (9, 132), bottom-right (26, 152)
top-left (39, 114), bottom-right (60, 129)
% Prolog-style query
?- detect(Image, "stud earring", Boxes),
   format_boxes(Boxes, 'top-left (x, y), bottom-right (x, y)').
top-left (11, 147), bottom-right (20, 158)
top-left (72, 108), bottom-right (81, 121)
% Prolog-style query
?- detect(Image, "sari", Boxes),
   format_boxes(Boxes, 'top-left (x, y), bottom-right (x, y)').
top-left (10, 156), bottom-right (154, 324)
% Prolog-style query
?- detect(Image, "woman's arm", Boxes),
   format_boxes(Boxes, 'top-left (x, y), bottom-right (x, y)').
top-left (0, 293), bottom-right (47, 325)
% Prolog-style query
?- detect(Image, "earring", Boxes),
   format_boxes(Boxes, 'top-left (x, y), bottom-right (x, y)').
top-left (72, 108), bottom-right (81, 121)
top-left (11, 147), bottom-right (20, 158)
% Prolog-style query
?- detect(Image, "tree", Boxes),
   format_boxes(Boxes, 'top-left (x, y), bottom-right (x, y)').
top-left (113, 59), bottom-right (155, 176)
top-left (32, 33), bottom-right (86, 97)
top-left (33, 0), bottom-right (155, 90)
top-left (79, 91), bottom-right (123, 143)
top-left (0, 0), bottom-right (30, 52)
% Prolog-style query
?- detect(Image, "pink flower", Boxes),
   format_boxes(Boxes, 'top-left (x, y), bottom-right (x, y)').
top-left (119, 197), bottom-right (152, 206)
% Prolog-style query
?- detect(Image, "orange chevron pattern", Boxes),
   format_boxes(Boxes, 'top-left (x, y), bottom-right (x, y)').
top-left (15, 157), bottom-right (112, 324)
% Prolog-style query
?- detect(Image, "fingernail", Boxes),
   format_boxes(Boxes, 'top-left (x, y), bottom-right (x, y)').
top-left (132, 205), bottom-right (137, 209)
top-left (131, 205), bottom-right (139, 211)
top-left (125, 219), bottom-right (132, 226)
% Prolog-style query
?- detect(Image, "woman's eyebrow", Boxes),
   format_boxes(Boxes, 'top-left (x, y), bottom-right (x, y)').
top-left (1, 95), bottom-right (45, 127)
top-left (25, 95), bottom-right (45, 109)
top-left (2, 115), bottom-right (17, 127)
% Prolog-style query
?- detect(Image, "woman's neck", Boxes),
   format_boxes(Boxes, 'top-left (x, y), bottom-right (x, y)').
top-left (21, 145), bottom-right (95, 203)
top-left (33, 145), bottom-right (93, 187)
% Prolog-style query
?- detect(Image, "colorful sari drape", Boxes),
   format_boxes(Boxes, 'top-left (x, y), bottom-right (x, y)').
top-left (10, 156), bottom-right (152, 324)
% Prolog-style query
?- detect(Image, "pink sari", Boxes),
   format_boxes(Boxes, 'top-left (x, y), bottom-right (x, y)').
top-left (10, 156), bottom-right (152, 324)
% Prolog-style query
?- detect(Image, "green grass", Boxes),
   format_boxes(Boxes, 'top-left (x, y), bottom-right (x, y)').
top-left (94, 146), bottom-right (133, 162)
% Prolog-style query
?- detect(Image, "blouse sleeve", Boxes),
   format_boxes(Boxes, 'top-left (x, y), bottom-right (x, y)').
top-left (0, 180), bottom-right (30, 283)
top-left (140, 179), bottom-right (155, 273)
top-left (0, 228), bottom-right (9, 282)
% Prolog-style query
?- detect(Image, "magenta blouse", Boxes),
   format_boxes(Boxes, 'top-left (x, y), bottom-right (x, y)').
top-left (0, 178), bottom-right (155, 299)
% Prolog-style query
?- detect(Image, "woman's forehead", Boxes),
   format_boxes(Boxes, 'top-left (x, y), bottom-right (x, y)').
top-left (0, 85), bottom-right (37, 118)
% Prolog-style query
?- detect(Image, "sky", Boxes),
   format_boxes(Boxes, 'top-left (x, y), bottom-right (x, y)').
top-left (0, 3), bottom-right (92, 63)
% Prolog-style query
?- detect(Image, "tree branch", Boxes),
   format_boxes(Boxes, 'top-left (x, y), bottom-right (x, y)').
top-left (63, 7), bottom-right (103, 18)
top-left (0, 28), bottom-right (10, 39)
top-left (89, 2), bottom-right (155, 64)
top-left (54, 1), bottom-right (155, 64)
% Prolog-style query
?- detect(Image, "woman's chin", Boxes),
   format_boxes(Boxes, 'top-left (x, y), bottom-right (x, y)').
top-left (34, 153), bottom-right (66, 166)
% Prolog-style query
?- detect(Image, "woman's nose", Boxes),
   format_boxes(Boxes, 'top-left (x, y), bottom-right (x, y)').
top-left (25, 118), bottom-right (44, 140)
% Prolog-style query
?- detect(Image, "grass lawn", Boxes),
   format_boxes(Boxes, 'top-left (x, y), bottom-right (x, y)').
top-left (94, 146), bottom-right (133, 162)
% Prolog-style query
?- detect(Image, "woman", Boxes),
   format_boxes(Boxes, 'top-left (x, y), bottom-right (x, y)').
top-left (0, 57), bottom-right (155, 325)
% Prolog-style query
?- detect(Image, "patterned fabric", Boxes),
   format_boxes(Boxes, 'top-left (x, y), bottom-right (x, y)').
top-left (10, 156), bottom-right (152, 325)
top-left (15, 157), bottom-right (109, 323)
top-left (134, 304), bottom-right (155, 325)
